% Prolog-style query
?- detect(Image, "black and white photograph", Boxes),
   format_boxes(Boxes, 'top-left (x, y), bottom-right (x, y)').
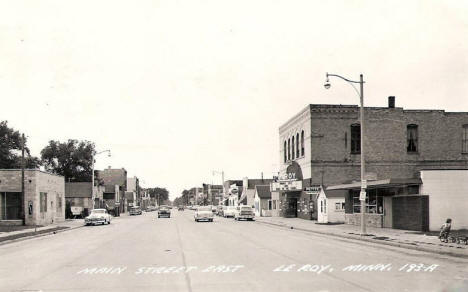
top-left (1, 1), bottom-right (468, 291)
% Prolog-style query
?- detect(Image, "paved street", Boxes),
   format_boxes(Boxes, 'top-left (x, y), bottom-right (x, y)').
top-left (1, 211), bottom-right (468, 292)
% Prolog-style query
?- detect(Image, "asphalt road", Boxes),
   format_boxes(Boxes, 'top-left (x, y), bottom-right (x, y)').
top-left (1, 210), bottom-right (468, 292)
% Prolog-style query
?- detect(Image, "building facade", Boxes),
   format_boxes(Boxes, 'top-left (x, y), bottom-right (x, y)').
top-left (0, 169), bottom-right (65, 226)
top-left (97, 167), bottom-right (127, 214)
top-left (277, 98), bottom-right (468, 222)
top-left (65, 182), bottom-right (104, 218)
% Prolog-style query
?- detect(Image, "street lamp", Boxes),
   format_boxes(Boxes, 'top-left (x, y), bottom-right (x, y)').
top-left (91, 149), bottom-right (111, 210)
top-left (324, 72), bottom-right (367, 236)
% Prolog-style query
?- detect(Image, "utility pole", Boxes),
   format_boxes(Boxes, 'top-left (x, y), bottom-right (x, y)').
top-left (21, 133), bottom-right (25, 226)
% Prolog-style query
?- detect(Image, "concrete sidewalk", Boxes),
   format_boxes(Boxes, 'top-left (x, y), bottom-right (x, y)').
top-left (255, 216), bottom-right (468, 258)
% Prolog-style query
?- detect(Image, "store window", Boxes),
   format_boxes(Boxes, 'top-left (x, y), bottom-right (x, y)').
top-left (301, 130), bottom-right (304, 156)
top-left (351, 124), bottom-right (361, 154)
top-left (463, 124), bottom-right (468, 153)
top-left (352, 189), bottom-right (383, 214)
top-left (335, 202), bottom-right (345, 211)
top-left (407, 124), bottom-right (418, 153)
top-left (268, 200), bottom-right (272, 210)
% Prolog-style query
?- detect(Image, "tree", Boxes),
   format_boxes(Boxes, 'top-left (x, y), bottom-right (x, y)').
top-left (147, 187), bottom-right (169, 205)
top-left (40, 139), bottom-right (95, 182)
top-left (0, 121), bottom-right (41, 169)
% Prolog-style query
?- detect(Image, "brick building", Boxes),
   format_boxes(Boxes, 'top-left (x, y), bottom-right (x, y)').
top-left (276, 97), bottom-right (468, 226)
top-left (97, 167), bottom-right (127, 214)
top-left (0, 169), bottom-right (65, 226)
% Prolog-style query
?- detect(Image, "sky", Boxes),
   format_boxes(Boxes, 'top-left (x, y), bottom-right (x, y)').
top-left (1, 0), bottom-right (467, 200)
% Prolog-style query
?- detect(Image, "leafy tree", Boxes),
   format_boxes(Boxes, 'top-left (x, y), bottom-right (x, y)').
top-left (0, 121), bottom-right (41, 169)
top-left (40, 139), bottom-right (95, 182)
top-left (147, 187), bottom-right (169, 205)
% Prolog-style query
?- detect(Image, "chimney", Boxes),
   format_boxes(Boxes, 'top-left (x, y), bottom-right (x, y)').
top-left (388, 96), bottom-right (395, 108)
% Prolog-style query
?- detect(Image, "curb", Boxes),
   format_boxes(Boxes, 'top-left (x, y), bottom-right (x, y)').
top-left (0, 224), bottom-right (85, 247)
top-left (255, 220), bottom-right (468, 259)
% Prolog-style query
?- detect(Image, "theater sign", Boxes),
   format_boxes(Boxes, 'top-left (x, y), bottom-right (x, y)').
top-left (271, 161), bottom-right (303, 192)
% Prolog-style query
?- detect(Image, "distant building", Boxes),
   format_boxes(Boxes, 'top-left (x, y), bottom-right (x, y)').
top-left (126, 176), bottom-right (140, 208)
top-left (97, 167), bottom-right (127, 214)
top-left (0, 169), bottom-right (65, 226)
top-left (254, 185), bottom-right (273, 217)
top-left (239, 177), bottom-right (274, 207)
top-left (65, 182), bottom-right (104, 218)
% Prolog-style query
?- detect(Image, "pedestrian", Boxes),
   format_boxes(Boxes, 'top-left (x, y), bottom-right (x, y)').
top-left (439, 218), bottom-right (452, 240)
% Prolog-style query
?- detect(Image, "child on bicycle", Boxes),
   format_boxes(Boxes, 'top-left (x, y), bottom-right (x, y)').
top-left (439, 218), bottom-right (452, 239)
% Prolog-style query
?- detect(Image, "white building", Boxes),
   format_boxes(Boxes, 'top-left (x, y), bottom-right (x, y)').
top-left (420, 170), bottom-right (468, 231)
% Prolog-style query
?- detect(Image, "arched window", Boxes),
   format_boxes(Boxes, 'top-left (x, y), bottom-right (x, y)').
top-left (407, 124), bottom-right (418, 153)
top-left (287, 138), bottom-right (290, 161)
top-left (463, 124), bottom-right (468, 153)
top-left (301, 130), bottom-right (305, 156)
top-left (296, 133), bottom-right (299, 158)
top-left (284, 141), bottom-right (287, 163)
top-left (292, 136), bottom-right (295, 160)
top-left (351, 124), bottom-right (361, 154)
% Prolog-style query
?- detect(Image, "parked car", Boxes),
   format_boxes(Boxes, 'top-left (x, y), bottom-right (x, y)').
top-left (129, 206), bottom-right (142, 215)
top-left (158, 206), bottom-right (171, 218)
top-left (194, 206), bottom-right (214, 222)
top-left (85, 209), bottom-right (112, 225)
top-left (216, 205), bottom-right (224, 216)
top-left (234, 205), bottom-right (255, 221)
top-left (223, 206), bottom-right (236, 218)
top-left (145, 206), bottom-right (156, 212)
top-left (178, 205), bottom-right (184, 211)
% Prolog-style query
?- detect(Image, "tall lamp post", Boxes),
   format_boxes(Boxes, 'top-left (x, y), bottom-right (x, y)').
top-left (324, 73), bottom-right (367, 236)
top-left (91, 149), bottom-right (111, 210)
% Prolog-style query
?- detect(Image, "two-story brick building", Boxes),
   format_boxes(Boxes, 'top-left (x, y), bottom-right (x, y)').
top-left (97, 167), bottom-right (127, 215)
top-left (275, 97), bottom-right (468, 229)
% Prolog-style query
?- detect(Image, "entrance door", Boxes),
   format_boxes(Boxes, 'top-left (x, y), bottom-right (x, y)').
top-left (287, 198), bottom-right (298, 217)
top-left (383, 196), bottom-right (393, 228)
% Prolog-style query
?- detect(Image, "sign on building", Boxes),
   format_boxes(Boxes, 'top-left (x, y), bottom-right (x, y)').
top-left (271, 180), bottom-right (303, 192)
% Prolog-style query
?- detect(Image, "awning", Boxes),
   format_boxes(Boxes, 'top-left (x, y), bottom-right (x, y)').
top-left (326, 178), bottom-right (422, 191)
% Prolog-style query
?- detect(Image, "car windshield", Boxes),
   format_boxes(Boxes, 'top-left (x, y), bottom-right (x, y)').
top-left (240, 206), bottom-right (252, 211)
top-left (91, 210), bottom-right (105, 214)
top-left (198, 206), bottom-right (211, 211)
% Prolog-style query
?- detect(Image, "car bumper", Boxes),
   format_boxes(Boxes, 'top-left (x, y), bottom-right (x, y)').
top-left (85, 220), bottom-right (106, 225)
top-left (195, 217), bottom-right (213, 221)
top-left (237, 215), bottom-right (254, 219)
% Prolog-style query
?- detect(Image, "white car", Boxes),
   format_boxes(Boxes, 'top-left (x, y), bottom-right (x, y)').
top-left (85, 209), bottom-right (112, 225)
top-left (195, 206), bottom-right (214, 222)
top-left (234, 205), bottom-right (255, 221)
top-left (223, 206), bottom-right (236, 218)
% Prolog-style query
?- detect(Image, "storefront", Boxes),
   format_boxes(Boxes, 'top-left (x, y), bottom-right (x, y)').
top-left (326, 178), bottom-right (428, 231)
top-left (272, 162), bottom-right (307, 218)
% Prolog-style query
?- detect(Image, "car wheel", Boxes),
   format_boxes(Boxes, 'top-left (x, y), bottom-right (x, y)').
top-left (108, 220), bottom-right (111, 224)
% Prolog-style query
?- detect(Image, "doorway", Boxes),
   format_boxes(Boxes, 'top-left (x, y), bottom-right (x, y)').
top-left (286, 198), bottom-right (298, 217)
top-left (383, 196), bottom-right (393, 228)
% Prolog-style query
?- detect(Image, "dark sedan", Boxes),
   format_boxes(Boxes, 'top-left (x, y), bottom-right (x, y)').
top-left (158, 206), bottom-right (171, 218)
